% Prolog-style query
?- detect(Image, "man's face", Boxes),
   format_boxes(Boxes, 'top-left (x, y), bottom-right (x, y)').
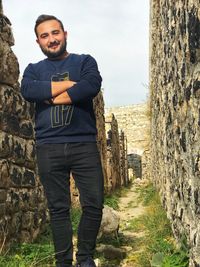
top-left (36, 19), bottom-right (67, 58)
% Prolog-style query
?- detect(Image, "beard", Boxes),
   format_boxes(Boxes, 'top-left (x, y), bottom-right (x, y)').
top-left (40, 39), bottom-right (67, 59)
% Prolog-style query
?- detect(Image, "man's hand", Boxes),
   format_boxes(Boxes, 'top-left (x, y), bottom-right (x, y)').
top-left (52, 91), bottom-right (72, 104)
top-left (44, 91), bottom-right (72, 105)
top-left (51, 80), bottom-right (76, 97)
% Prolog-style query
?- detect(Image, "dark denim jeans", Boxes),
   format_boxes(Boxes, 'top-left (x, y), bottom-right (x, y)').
top-left (36, 142), bottom-right (104, 267)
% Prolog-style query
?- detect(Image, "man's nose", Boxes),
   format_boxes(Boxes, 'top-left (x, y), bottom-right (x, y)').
top-left (48, 34), bottom-right (56, 43)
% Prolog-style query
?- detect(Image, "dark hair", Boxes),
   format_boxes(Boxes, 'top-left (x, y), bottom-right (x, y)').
top-left (34, 14), bottom-right (64, 36)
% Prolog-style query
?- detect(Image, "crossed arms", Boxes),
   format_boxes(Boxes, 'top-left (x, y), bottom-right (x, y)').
top-left (21, 55), bottom-right (102, 105)
top-left (50, 80), bottom-right (76, 104)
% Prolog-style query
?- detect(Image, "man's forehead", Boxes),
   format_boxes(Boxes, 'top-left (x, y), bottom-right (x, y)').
top-left (37, 19), bottom-right (62, 34)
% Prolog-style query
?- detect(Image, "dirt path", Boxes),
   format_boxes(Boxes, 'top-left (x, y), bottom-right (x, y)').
top-left (118, 180), bottom-right (146, 221)
top-left (118, 179), bottom-right (147, 267)
top-left (96, 179), bottom-right (148, 267)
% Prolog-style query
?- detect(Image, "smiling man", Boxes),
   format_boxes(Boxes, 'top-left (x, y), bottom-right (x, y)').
top-left (36, 19), bottom-right (67, 58)
top-left (21, 14), bottom-right (104, 267)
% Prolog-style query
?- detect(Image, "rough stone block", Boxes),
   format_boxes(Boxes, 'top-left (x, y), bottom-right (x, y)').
top-left (19, 121), bottom-right (34, 139)
top-left (0, 189), bottom-right (7, 203)
top-left (0, 42), bottom-right (19, 85)
top-left (0, 131), bottom-right (12, 158)
top-left (11, 136), bottom-right (26, 165)
top-left (21, 211), bottom-right (34, 230)
top-left (0, 203), bottom-right (6, 216)
top-left (0, 159), bottom-right (9, 188)
top-left (0, 111), bottom-right (20, 135)
top-left (9, 164), bottom-right (22, 187)
top-left (21, 169), bottom-right (36, 187)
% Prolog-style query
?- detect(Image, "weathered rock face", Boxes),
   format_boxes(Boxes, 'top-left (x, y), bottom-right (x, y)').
top-left (0, 19), bottom-right (19, 85)
top-left (105, 114), bottom-right (129, 191)
top-left (93, 92), bottom-right (108, 189)
top-left (105, 114), bottom-right (122, 190)
top-left (119, 131), bottom-right (129, 186)
top-left (0, 2), bottom-right (47, 247)
top-left (150, 1), bottom-right (200, 265)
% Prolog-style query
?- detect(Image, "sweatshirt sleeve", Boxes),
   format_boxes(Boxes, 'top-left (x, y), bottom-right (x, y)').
top-left (67, 55), bottom-right (102, 103)
top-left (21, 63), bottom-right (52, 103)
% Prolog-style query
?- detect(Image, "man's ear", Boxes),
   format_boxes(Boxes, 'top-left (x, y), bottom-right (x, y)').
top-left (64, 31), bottom-right (67, 39)
top-left (36, 39), bottom-right (39, 44)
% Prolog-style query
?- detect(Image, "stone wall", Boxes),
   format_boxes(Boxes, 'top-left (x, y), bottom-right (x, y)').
top-left (119, 131), bottom-right (129, 186)
top-left (106, 104), bottom-right (150, 155)
top-left (93, 92), bottom-right (108, 189)
top-left (105, 113), bottom-right (129, 191)
top-left (141, 149), bottom-right (151, 180)
top-left (106, 104), bottom-right (150, 180)
top-left (150, 1), bottom-right (200, 266)
top-left (0, 1), bottom-right (47, 248)
top-left (105, 114), bottom-right (121, 191)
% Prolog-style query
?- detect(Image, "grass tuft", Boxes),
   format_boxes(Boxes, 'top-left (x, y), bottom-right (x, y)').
top-left (0, 207), bottom-right (82, 267)
top-left (124, 182), bottom-right (189, 267)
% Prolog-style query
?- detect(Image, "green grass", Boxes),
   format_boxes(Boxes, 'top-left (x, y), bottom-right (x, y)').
top-left (136, 182), bottom-right (157, 206)
top-left (124, 183), bottom-right (189, 267)
top-left (104, 184), bottom-right (131, 210)
top-left (0, 207), bottom-right (82, 267)
top-left (0, 225), bottom-right (55, 266)
top-left (0, 239), bottom-right (55, 267)
top-left (123, 217), bottom-right (146, 232)
top-left (104, 193), bottom-right (120, 210)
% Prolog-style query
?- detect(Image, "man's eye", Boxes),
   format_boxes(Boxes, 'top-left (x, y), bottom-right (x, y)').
top-left (53, 31), bottom-right (59, 35)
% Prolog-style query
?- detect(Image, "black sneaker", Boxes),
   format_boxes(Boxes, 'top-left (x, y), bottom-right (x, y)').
top-left (75, 257), bottom-right (96, 267)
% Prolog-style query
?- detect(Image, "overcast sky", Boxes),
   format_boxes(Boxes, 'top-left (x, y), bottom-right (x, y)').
top-left (3, 0), bottom-right (149, 108)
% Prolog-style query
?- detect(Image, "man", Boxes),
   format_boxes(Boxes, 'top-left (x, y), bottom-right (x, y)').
top-left (21, 14), bottom-right (104, 267)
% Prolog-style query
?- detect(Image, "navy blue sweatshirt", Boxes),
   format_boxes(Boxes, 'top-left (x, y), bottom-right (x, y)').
top-left (21, 53), bottom-right (102, 144)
